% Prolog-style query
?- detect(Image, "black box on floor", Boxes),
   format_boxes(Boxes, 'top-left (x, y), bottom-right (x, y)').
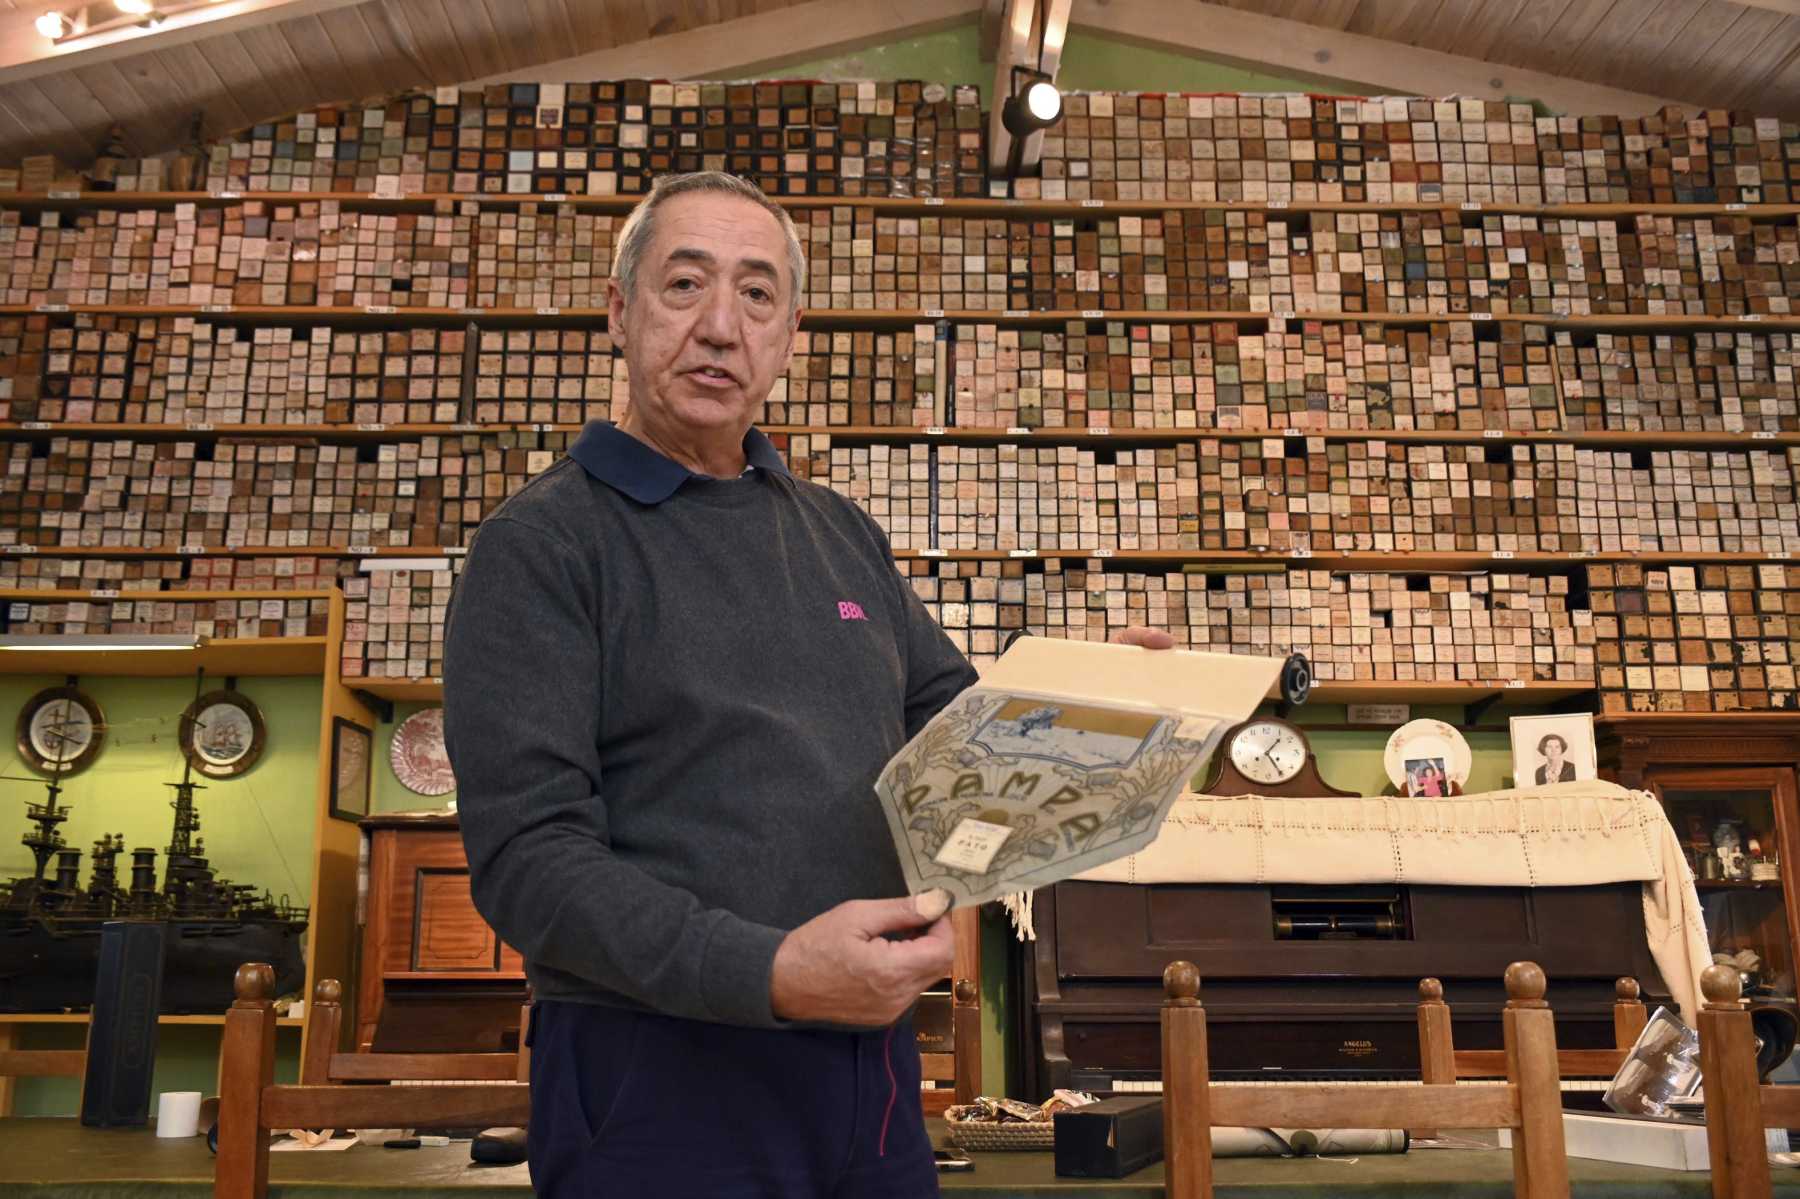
top-left (1053, 1096), bottom-right (1164, 1178)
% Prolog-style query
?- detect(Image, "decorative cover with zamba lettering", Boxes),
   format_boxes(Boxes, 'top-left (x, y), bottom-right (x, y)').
top-left (876, 638), bottom-right (1284, 907)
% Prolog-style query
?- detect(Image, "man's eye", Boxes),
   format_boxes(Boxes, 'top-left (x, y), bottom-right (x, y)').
top-left (746, 286), bottom-right (770, 302)
top-left (671, 278), bottom-right (697, 291)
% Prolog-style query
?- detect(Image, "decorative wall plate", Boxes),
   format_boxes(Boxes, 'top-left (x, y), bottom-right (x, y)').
top-left (390, 707), bottom-right (456, 796)
top-left (1384, 718), bottom-right (1474, 796)
top-left (16, 685), bottom-right (105, 776)
top-left (180, 689), bottom-right (267, 778)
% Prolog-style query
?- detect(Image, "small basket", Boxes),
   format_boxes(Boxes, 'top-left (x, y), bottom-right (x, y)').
top-left (945, 1121), bottom-right (1055, 1151)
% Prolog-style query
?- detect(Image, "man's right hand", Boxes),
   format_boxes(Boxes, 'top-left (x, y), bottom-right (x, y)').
top-left (769, 891), bottom-right (956, 1025)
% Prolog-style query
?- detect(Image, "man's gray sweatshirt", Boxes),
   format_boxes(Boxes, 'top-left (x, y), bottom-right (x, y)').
top-left (441, 421), bottom-right (978, 1029)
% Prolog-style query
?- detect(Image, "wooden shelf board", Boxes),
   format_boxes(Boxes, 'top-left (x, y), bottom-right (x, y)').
top-left (1597, 711), bottom-right (1800, 724)
top-left (3, 190), bottom-right (1797, 220)
top-left (0, 589), bottom-right (334, 601)
top-left (0, 1012), bottom-right (301, 1026)
top-left (0, 303), bottom-right (1792, 329)
top-left (347, 677), bottom-right (444, 702)
top-left (1696, 879), bottom-right (1784, 892)
top-left (1304, 681), bottom-right (1592, 705)
top-left (5, 423), bottom-right (1795, 449)
top-left (9, 546), bottom-right (1794, 569)
top-left (379, 970), bottom-right (522, 982)
top-left (0, 635), bottom-right (328, 678)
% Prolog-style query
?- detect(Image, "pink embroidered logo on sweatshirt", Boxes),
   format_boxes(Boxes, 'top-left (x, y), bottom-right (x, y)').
top-left (838, 601), bottom-right (868, 621)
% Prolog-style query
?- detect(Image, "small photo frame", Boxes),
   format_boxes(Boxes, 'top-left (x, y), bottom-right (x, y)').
top-left (1404, 757), bottom-right (1450, 797)
top-left (1509, 713), bottom-right (1597, 788)
top-left (329, 716), bottom-right (373, 822)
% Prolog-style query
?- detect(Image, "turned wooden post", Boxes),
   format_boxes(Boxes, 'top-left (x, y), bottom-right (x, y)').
top-left (299, 979), bottom-right (341, 1086)
top-left (1161, 961), bottom-right (1212, 1199)
top-left (516, 992), bottom-right (533, 1084)
top-left (1613, 977), bottom-right (1646, 1050)
top-left (214, 963), bottom-right (277, 1199)
top-left (1502, 961), bottom-right (1569, 1199)
top-left (952, 978), bottom-right (982, 1103)
top-left (1414, 977), bottom-right (1455, 1138)
top-left (1698, 963), bottom-right (1772, 1199)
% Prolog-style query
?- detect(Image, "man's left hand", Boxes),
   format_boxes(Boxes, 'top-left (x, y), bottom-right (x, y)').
top-left (1110, 625), bottom-right (1176, 650)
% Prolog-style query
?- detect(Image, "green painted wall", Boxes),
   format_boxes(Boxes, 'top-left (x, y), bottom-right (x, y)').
top-left (769, 24), bottom-right (1366, 106)
top-left (1, 673), bottom-right (319, 1114)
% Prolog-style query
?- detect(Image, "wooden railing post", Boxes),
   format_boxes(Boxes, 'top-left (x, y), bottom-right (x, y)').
top-left (214, 963), bottom-right (277, 1199)
top-left (1698, 963), bottom-right (1772, 1199)
top-left (952, 978), bottom-right (981, 1104)
top-left (1502, 961), bottom-right (1569, 1199)
top-left (1613, 977), bottom-right (1647, 1050)
top-left (1161, 961), bottom-right (1212, 1199)
top-left (300, 979), bottom-right (341, 1086)
top-left (1414, 977), bottom-right (1455, 1139)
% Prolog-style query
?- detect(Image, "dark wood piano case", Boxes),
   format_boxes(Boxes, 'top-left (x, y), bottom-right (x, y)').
top-left (1019, 879), bottom-right (1670, 1098)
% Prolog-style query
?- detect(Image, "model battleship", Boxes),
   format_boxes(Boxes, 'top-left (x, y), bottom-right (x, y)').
top-left (0, 750), bottom-right (308, 1013)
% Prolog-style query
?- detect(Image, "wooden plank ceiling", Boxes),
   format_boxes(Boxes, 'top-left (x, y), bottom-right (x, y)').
top-left (0, 0), bottom-right (1796, 167)
top-left (1202, 0), bottom-right (1800, 117)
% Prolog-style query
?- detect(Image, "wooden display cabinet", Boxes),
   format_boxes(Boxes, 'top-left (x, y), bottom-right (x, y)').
top-left (1601, 716), bottom-right (1800, 1004)
top-left (356, 812), bottom-right (980, 1110)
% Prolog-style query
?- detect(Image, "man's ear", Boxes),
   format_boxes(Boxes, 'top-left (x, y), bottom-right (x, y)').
top-left (607, 278), bottom-right (628, 347)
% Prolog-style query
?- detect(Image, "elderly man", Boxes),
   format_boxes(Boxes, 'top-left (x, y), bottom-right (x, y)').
top-left (444, 171), bottom-right (1169, 1198)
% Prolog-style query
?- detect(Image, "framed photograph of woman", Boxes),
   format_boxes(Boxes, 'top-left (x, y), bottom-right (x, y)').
top-left (1509, 713), bottom-right (1598, 788)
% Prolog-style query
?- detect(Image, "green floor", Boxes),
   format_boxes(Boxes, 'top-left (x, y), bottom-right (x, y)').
top-left (1, 1118), bottom-right (1797, 1198)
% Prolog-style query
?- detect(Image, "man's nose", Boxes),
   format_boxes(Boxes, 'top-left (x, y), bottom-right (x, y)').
top-left (694, 285), bottom-right (740, 346)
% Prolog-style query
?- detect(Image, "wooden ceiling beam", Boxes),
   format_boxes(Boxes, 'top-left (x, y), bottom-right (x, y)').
top-left (0, 0), bottom-right (371, 85)
top-left (465, 0), bottom-right (983, 86)
top-left (1071, 0), bottom-right (1689, 114)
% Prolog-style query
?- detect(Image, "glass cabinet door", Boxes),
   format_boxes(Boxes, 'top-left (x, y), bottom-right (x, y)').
top-left (1651, 767), bottom-right (1800, 1002)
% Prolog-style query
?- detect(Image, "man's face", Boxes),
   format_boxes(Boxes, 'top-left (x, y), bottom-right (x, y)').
top-left (610, 190), bottom-right (801, 436)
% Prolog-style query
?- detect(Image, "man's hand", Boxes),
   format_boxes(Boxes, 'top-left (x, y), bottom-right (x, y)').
top-left (1110, 625), bottom-right (1176, 649)
top-left (770, 890), bottom-right (955, 1025)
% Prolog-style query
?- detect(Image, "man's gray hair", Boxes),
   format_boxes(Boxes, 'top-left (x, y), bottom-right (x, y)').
top-left (612, 172), bottom-right (807, 310)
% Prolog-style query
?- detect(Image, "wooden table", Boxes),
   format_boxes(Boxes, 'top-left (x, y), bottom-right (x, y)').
top-left (0, 1117), bottom-right (1795, 1197)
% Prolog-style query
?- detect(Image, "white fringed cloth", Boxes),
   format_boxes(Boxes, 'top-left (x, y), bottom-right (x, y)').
top-left (1001, 780), bottom-right (1713, 1024)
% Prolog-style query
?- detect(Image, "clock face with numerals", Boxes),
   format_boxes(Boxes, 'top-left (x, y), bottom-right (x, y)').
top-left (1227, 720), bottom-right (1309, 786)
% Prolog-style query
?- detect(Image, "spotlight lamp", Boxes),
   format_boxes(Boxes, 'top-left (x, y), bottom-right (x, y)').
top-left (1001, 66), bottom-right (1064, 139)
top-left (114, 0), bottom-right (154, 14)
top-left (35, 10), bottom-right (71, 39)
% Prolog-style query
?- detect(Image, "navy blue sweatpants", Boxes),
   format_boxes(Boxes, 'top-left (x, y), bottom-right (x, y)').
top-left (526, 999), bottom-right (941, 1198)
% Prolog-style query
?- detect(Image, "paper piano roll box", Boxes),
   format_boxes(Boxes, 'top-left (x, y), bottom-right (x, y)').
top-left (1500, 1113), bottom-right (1786, 1171)
top-left (874, 638), bottom-right (1284, 907)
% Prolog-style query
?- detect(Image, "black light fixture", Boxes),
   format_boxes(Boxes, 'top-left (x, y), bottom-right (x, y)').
top-left (1001, 66), bottom-right (1063, 140)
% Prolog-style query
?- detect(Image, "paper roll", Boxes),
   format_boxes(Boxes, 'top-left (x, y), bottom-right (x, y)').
top-left (155, 1090), bottom-right (203, 1138)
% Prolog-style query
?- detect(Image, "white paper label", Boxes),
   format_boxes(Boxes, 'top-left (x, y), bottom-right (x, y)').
top-left (921, 547), bottom-right (948, 558)
top-left (543, 193), bottom-right (569, 203)
top-left (1471, 312), bottom-right (1494, 321)
top-left (365, 305), bottom-right (396, 315)
top-left (1080, 199), bottom-right (1105, 208)
top-left (1505, 679), bottom-right (1526, 689)
top-left (357, 423), bottom-right (387, 432)
top-left (536, 306), bottom-right (562, 316)
top-left (1283, 428), bottom-right (1302, 437)
top-left (186, 422), bottom-right (214, 432)
top-left (1094, 548), bottom-right (1115, 558)
top-left (90, 589), bottom-right (119, 599)
top-left (444, 547), bottom-right (468, 556)
top-left (1006, 426), bottom-right (1030, 435)
top-left (35, 304), bottom-right (68, 313)
top-left (459, 307), bottom-right (483, 316)
top-left (1727, 202), bottom-right (1748, 211)
top-left (1267, 200), bottom-right (1289, 209)
top-left (1743, 314), bottom-right (1764, 322)
top-left (1082, 310), bottom-right (1104, 319)
top-left (348, 544), bottom-right (378, 556)
top-left (1492, 550), bottom-right (1516, 559)
top-left (4, 545), bottom-right (35, 554)
top-left (1772, 550), bottom-right (1792, 560)
top-left (201, 304), bottom-right (232, 314)
top-left (210, 189), bottom-right (242, 200)
top-left (1461, 202), bottom-right (1482, 211)
top-left (1483, 429), bottom-right (1505, 439)
top-left (21, 421), bottom-right (50, 430)
top-left (933, 817), bottom-right (1015, 874)
top-left (923, 309), bottom-right (946, 319)
top-left (924, 426), bottom-right (946, 435)
top-left (47, 189), bottom-right (80, 200)
top-left (1291, 547), bottom-right (1313, 558)
top-left (1009, 549), bottom-right (1038, 558)
top-left (924, 197), bottom-right (945, 207)
top-left (1088, 426), bottom-right (1110, 436)
top-left (178, 544), bottom-right (204, 555)
top-left (1752, 431), bottom-right (1777, 440)
top-left (1275, 310), bottom-right (1297, 321)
